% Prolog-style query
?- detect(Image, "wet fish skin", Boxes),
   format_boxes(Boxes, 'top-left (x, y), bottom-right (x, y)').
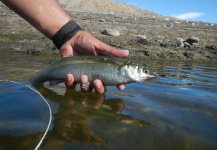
top-left (31, 56), bottom-right (155, 86)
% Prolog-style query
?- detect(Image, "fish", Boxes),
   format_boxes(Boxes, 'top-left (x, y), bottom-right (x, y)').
top-left (31, 55), bottom-right (156, 86)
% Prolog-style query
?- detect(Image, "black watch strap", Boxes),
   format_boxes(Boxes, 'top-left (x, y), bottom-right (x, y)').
top-left (52, 20), bottom-right (83, 49)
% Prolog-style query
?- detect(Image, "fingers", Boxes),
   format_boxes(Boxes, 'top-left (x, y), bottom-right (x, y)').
top-left (80, 75), bottom-right (90, 92)
top-left (78, 75), bottom-right (105, 94)
top-left (93, 79), bottom-right (105, 94)
top-left (65, 74), bottom-right (124, 93)
top-left (65, 74), bottom-right (76, 89)
top-left (80, 75), bottom-right (105, 94)
top-left (59, 42), bottom-right (74, 58)
top-left (97, 41), bottom-right (129, 58)
top-left (107, 48), bottom-right (129, 58)
top-left (65, 74), bottom-right (105, 93)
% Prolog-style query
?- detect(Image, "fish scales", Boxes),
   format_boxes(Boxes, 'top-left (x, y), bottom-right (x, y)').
top-left (54, 60), bottom-right (121, 85)
top-left (31, 56), bottom-right (155, 86)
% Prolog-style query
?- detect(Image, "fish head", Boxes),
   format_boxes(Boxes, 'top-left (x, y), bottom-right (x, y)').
top-left (138, 66), bottom-right (157, 80)
top-left (122, 65), bottom-right (156, 82)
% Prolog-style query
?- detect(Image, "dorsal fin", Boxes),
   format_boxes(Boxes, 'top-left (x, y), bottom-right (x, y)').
top-left (104, 52), bottom-right (118, 62)
top-left (103, 52), bottom-right (128, 66)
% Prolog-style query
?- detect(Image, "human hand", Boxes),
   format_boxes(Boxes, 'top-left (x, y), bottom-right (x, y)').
top-left (59, 31), bottom-right (129, 94)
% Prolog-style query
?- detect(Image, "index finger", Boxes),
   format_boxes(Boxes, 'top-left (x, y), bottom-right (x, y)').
top-left (97, 42), bottom-right (129, 58)
top-left (65, 74), bottom-right (76, 89)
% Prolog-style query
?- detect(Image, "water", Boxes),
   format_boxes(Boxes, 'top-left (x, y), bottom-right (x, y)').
top-left (0, 51), bottom-right (217, 150)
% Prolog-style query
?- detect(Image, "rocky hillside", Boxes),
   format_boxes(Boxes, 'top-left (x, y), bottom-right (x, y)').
top-left (58, 0), bottom-right (161, 17)
top-left (0, 1), bottom-right (217, 62)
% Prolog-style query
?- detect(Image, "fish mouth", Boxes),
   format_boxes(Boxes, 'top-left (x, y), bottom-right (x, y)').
top-left (148, 71), bottom-right (157, 78)
top-left (148, 74), bottom-right (157, 79)
top-left (145, 67), bottom-right (165, 78)
top-left (150, 71), bottom-right (166, 78)
top-left (138, 72), bottom-right (165, 81)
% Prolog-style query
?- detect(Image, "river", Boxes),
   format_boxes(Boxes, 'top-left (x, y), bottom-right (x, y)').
top-left (0, 51), bottom-right (217, 150)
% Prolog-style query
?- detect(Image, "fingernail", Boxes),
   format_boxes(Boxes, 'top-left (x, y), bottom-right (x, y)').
top-left (67, 75), bottom-right (72, 82)
top-left (94, 80), bottom-right (101, 89)
top-left (81, 75), bottom-right (90, 90)
top-left (81, 82), bottom-right (90, 89)
top-left (124, 50), bottom-right (129, 56)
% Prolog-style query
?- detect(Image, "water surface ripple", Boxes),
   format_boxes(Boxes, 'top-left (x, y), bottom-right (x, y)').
top-left (0, 52), bottom-right (217, 150)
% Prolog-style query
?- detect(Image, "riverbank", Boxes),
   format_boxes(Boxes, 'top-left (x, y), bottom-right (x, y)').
top-left (0, 2), bottom-right (217, 62)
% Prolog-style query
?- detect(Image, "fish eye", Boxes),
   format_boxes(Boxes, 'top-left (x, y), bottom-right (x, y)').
top-left (143, 69), bottom-right (149, 74)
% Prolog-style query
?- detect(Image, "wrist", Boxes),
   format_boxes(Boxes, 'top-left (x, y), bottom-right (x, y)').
top-left (52, 20), bottom-right (83, 49)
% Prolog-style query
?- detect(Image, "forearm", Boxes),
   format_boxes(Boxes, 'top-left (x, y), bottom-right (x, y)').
top-left (1, 0), bottom-right (72, 39)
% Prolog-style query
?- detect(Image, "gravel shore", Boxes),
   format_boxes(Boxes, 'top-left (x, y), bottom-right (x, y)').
top-left (0, 2), bottom-right (217, 62)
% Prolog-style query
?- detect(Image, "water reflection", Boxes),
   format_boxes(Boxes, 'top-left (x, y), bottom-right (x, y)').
top-left (0, 81), bottom-right (50, 150)
top-left (32, 84), bottom-right (153, 149)
top-left (1, 52), bottom-right (217, 150)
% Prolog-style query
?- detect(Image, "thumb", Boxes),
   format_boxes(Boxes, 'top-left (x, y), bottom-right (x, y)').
top-left (60, 42), bottom-right (74, 58)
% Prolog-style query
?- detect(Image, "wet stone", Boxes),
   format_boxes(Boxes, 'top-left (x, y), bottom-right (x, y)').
top-left (102, 29), bottom-right (120, 36)
top-left (184, 51), bottom-right (194, 58)
top-left (176, 38), bottom-right (184, 47)
top-left (186, 36), bottom-right (200, 45)
top-left (138, 38), bottom-right (148, 45)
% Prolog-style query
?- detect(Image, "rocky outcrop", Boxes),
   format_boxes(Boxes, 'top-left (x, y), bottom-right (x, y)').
top-left (176, 36), bottom-right (200, 48)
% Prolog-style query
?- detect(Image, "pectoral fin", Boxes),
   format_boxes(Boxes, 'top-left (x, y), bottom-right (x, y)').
top-left (49, 80), bottom-right (64, 86)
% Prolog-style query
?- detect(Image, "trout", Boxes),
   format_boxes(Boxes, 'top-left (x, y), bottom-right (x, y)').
top-left (31, 55), bottom-right (156, 85)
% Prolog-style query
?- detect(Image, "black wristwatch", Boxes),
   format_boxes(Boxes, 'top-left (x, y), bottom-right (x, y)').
top-left (52, 20), bottom-right (83, 49)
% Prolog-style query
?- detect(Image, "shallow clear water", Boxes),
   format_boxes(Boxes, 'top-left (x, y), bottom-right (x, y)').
top-left (0, 51), bottom-right (217, 150)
